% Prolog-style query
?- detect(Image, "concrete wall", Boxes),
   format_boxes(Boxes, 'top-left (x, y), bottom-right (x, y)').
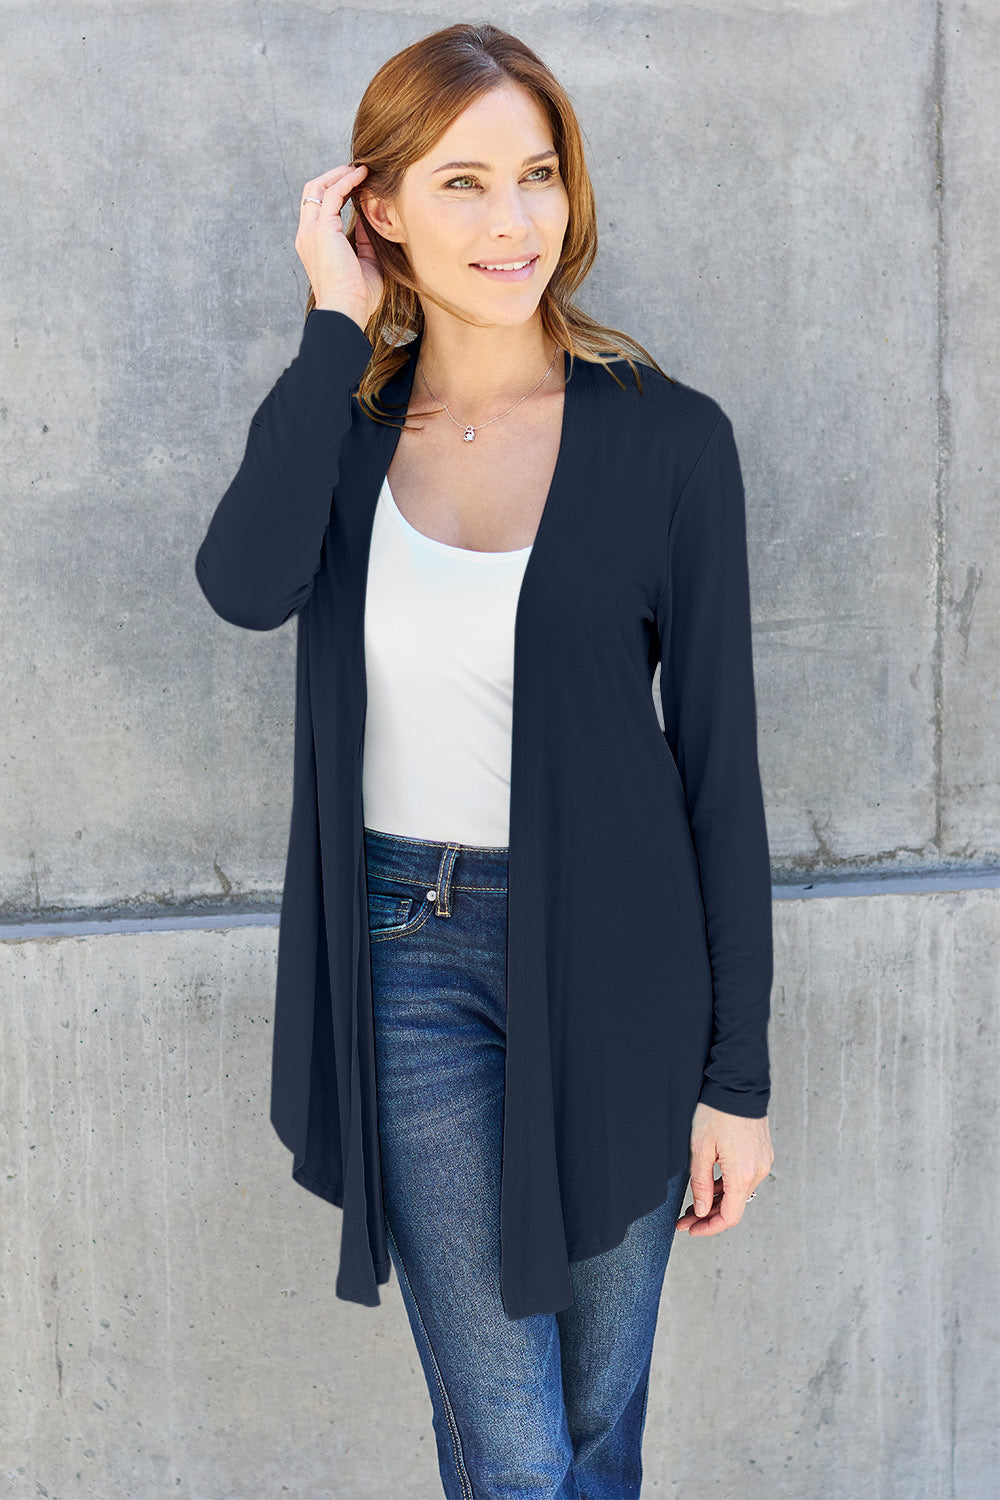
top-left (1, 2), bottom-right (997, 1496)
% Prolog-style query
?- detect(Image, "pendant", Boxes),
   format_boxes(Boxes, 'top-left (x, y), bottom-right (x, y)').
top-left (463, 426), bottom-right (476, 442)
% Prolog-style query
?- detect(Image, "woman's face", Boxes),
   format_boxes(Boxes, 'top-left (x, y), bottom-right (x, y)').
top-left (364, 81), bottom-right (570, 327)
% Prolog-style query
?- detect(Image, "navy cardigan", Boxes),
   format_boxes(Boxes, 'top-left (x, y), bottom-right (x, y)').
top-left (195, 307), bottom-right (773, 1321)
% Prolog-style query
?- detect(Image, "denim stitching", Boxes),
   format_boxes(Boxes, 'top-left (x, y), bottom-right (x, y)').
top-left (367, 893), bottom-right (412, 929)
top-left (434, 842), bottom-right (461, 917)
top-left (368, 895), bottom-right (435, 944)
top-left (385, 1216), bottom-right (474, 1499)
top-left (366, 872), bottom-right (508, 893)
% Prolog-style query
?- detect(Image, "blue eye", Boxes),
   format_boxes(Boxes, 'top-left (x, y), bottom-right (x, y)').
top-left (445, 165), bottom-right (557, 191)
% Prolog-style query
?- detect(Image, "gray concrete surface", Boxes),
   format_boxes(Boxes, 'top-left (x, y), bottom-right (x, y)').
top-left (1, 0), bottom-right (997, 1496)
top-left (2, 891), bottom-right (997, 1498)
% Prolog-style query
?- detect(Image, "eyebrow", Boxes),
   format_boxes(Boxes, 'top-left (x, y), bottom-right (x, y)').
top-left (431, 150), bottom-right (558, 175)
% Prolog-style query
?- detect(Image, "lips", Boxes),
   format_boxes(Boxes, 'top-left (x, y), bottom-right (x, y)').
top-left (470, 255), bottom-right (540, 282)
top-left (471, 255), bottom-right (538, 269)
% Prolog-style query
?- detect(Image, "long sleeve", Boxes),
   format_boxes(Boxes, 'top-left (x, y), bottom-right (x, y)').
top-left (195, 308), bottom-right (374, 630)
top-left (655, 410), bottom-right (773, 1118)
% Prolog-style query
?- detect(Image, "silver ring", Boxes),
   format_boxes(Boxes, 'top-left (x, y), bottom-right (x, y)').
top-left (746, 1190), bottom-right (756, 1201)
top-left (302, 196), bottom-right (323, 206)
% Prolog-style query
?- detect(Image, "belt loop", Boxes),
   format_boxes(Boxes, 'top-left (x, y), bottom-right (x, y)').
top-left (433, 842), bottom-right (462, 917)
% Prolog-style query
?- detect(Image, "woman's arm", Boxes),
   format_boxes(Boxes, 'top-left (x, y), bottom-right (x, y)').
top-left (655, 408), bottom-right (774, 1119)
top-left (194, 308), bottom-right (373, 631)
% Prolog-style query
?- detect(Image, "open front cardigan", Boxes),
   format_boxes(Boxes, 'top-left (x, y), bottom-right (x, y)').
top-left (195, 307), bottom-right (773, 1321)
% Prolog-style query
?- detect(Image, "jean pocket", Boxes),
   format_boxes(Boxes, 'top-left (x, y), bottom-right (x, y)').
top-left (368, 891), bottom-right (414, 931)
top-left (366, 876), bottom-right (435, 943)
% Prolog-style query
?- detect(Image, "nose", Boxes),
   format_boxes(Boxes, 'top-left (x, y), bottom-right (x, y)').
top-left (485, 181), bottom-right (534, 236)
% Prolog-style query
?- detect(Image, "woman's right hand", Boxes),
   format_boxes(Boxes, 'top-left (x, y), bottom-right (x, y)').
top-left (294, 163), bottom-right (383, 331)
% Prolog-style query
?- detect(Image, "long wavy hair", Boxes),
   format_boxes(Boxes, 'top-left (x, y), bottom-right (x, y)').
top-left (304, 21), bottom-right (675, 428)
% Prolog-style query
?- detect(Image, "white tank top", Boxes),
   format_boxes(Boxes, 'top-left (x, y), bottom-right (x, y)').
top-left (362, 474), bottom-right (533, 846)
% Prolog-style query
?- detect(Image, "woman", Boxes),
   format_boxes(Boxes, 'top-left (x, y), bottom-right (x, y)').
top-left (196, 21), bottom-right (775, 1498)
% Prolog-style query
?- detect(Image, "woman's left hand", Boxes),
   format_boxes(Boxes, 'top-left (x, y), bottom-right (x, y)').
top-left (675, 1101), bottom-right (774, 1235)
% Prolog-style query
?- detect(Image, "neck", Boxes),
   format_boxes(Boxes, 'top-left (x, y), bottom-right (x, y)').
top-left (412, 318), bottom-right (561, 416)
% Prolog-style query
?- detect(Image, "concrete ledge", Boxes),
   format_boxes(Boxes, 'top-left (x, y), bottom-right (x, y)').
top-left (1, 887), bottom-right (996, 1497)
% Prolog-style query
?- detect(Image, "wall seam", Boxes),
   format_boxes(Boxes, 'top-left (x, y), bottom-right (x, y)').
top-left (931, 0), bottom-right (951, 865)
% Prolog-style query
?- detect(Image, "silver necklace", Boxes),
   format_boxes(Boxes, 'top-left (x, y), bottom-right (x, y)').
top-left (417, 345), bottom-right (561, 442)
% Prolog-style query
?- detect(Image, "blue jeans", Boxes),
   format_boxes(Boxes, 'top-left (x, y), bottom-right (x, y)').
top-left (364, 826), bottom-right (691, 1500)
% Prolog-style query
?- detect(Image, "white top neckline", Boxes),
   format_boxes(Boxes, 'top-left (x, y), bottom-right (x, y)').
top-left (382, 475), bottom-right (533, 559)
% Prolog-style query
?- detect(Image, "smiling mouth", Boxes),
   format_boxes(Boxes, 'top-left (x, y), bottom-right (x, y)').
top-left (471, 254), bottom-right (538, 267)
top-left (469, 255), bottom-right (540, 278)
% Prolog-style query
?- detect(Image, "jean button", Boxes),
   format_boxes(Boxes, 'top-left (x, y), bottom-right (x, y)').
top-left (426, 889), bottom-right (437, 901)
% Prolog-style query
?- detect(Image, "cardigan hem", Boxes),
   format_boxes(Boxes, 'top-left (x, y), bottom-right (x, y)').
top-left (292, 1159), bottom-right (393, 1284)
top-left (291, 1158), bottom-right (344, 1208)
top-left (499, 1150), bottom-right (694, 1319)
top-left (566, 1148), bottom-right (692, 1263)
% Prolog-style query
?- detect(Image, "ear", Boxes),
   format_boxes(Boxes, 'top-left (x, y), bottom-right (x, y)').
top-left (358, 191), bottom-right (400, 244)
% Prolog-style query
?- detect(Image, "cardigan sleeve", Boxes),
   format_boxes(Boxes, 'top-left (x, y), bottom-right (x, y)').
top-left (194, 308), bottom-right (374, 630)
top-left (655, 410), bottom-right (773, 1119)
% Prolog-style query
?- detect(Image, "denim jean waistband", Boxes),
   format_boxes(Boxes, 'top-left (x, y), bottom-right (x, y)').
top-left (363, 825), bottom-right (509, 903)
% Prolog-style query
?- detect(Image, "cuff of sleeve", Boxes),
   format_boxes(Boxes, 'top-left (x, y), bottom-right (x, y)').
top-left (696, 1079), bottom-right (770, 1119)
top-left (301, 306), bottom-right (375, 369)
